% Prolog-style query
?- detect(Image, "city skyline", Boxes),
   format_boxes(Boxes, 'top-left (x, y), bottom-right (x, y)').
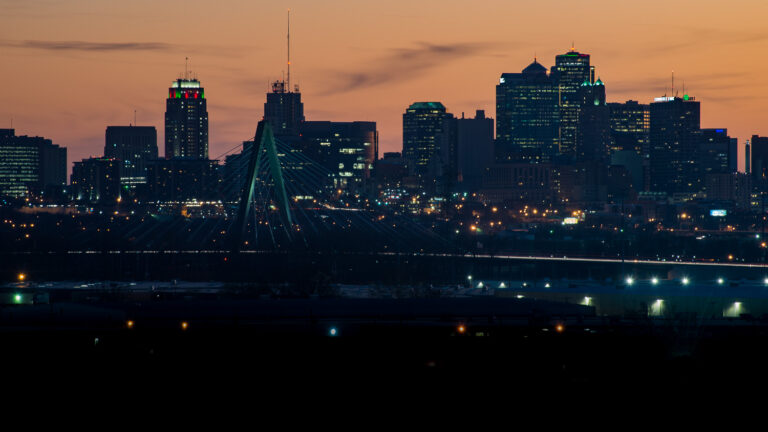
top-left (3, 0), bottom-right (768, 171)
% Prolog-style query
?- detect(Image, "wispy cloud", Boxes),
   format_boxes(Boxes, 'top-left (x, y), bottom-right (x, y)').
top-left (0, 39), bottom-right (174, 52)
top-left (319, 42), bottom-right (498, 95)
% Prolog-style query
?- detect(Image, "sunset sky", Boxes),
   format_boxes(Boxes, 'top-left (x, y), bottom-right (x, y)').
top-left (3, 0), bottom-right (768, 171)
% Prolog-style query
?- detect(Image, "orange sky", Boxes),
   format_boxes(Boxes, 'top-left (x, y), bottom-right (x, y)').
top-left (3, 0), bottom-right (768, 172)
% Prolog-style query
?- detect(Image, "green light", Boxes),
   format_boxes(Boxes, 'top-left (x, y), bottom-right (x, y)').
top-left (683, 94), bottom-right (689, 101)
top-left (13, 294), bottom-right (21, 304)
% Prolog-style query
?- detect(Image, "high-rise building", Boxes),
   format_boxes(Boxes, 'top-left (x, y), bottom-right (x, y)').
top-left (699, 128), bottom-right (737, 176)
top-left (402, 102), bottom-right (456, 192)
top-left (456, 110), bottom-right (494, 192)
top-left (264, 80), bottom-right (304, 137)
top-left (299, 121), bottom-right (378, 192)
top-left (649, 96), bottom-right (701, 195)
top-left (746, 139), bottom-right (751, 175)
top-left (0, 129), bottom-right (66, 198)
top-left (608, 100), bottom-right (650, 155)
top-left (70, 157), bottom-right (121, 203)
top-left (751, 135), bottom-right (768, 191)
top-left (165, 77), bottom-right (208, 159)
top-left (104, 126), bottom-right (158, 188)
top-left (496, 60), bottom-right (559, 163)
top-left (575, 79), bottom-right (610, 162)
top-left (552, 48), bottom-right (592, 159)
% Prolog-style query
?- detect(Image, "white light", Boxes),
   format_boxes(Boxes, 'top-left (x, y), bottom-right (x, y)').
top-left (329, 327), bottom-right (338, 336)
top-left (583, 296), bottom-right (592, 306)
top-left (516, 294), bottom-right (524, 299)
top-left (682, 277), bottom-right (690, 285)
top-left (467, 275), bottom-right (472, 280)
top-left (499, 282), bottom-right (506, 289)
top-left (625, 277), bottom-right (634, 286)
top-left (717, 278), bottom-right (724, 285)
top-left (651, 277), bottom-right (659, 285)
top-left (477, 282), bottom-right (484, 288)
top-left (763, 278), bottom-right (768, 285)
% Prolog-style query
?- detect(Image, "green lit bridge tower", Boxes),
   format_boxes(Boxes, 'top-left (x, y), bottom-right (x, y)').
top-left (233, 121), bottom-right (294, 252)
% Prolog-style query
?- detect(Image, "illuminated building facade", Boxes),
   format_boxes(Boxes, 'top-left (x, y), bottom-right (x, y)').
top-left (165, 78), bottom-right (208, 159)
top-left (402, 102), bottom-right (456, 192)
top-left (608, 100), bottom-right (650, 155)
top-left (299, 121), bottom-right (378, 192)
top-left (551, 48), bottom-right (592, 159)
top-left (496, 60), bottom-right (559, 163)
top-left (104, 126), bottom-right (158, 188)
top-left (0, 129), bottom-right (66, 198)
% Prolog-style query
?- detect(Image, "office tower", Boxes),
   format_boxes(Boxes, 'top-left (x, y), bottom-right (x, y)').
top-left (496, 60), bottom-right (559, 163)
top-left (456, 110), bottom-right (494, 192)
top-left (751, 135), bottom-right (768, 191)
top-left (145, 158), bottom-right (220, 201)
top-left (299, 121), bottom-right (378, 192)
top-left (575, 79), bottom-right (610, 162)
top-left (649, 96), bottom-right (701, 195)
top-left (70, 157), bottom-right (121, 203)
top-left (264, 80), bottom-right (304, 137)
top-left (402, 102), bottom-right (456, 192)
top-left (699, 129), bottom-right (737, 175)
top-left (104, 126), bottom-right (158, 188)
top-left (551, 48), bottom-right (592, 159)
top-left (165, 77), bottom-right (208, 159)
top-left (0, 129), bottom-right (66, 198)
top-left (608, 100), bottom-right (650, 155)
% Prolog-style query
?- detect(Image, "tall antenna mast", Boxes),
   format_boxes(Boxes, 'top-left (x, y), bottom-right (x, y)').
top-left (287, 9), bottom-right (291, 92)
top-left (185, 57), bottom-right (189, 80)
top-left (134, 109), bottom-right (137, 126)
top-left (671, 70), bottom-right (675, 97)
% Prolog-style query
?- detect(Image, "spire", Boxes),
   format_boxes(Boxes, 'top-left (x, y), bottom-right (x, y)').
top-left (287, 9), bottom-right (291, 93)
top-left (570, 41), bottom-right (575, 52)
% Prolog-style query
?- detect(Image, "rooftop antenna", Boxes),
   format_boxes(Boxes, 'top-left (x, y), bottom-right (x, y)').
top-left (185, 57), bottom-right (189, 80)
top-left (134, 109), bottom-right (137, 126)
top-left (671, 70), bottom-right (675, 98)
top-left (287, 8), bottom-right (291, 92)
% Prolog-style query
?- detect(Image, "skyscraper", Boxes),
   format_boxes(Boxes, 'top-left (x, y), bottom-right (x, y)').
top-left (496, 60), bottom-right (559, 163)
top-left (552, 48), bottom-right (592, 159)
top-left (264, 80), bottom-right (304, 137)
top-left (575, 78), bottom-right (610, 162)
top-left (104, 126), bottom-right (158, 188)
top-left (751, 135), bottom-right (768, 191)
top-left (402, 102), bottom-right (456, 192)
top-left (649, 96), bottom-right (701, 195)
top-left (165, 77), bottom-right (208, 159)
top-left (608, 100), bottom-right (650, 155)
top-left (456, 110), bottom-right (494, 192)
top-left (699, 128), bottom-right (737, 175)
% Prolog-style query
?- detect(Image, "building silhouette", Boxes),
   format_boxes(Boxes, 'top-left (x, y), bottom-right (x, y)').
top-left (104, 126), bottom-right (158, 188)
top-left (496, 60), bottom-right (559, 163)
top-left (455, 110), bottom-right (494, 192)
top-left (264, 80), bottom-right (304, 137)
top-left (575, 78), bottom-right (610, 162)
top-left (70, 157), bottom-right (121, 203)
top-left (649, 96), bottom-right (701, 195)
top-left (751, 135), bottom-right (768, 192)
top-left (165, 77), bottom-right (208, 159)
top-left (0, 129), bottom-right (66, 198)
